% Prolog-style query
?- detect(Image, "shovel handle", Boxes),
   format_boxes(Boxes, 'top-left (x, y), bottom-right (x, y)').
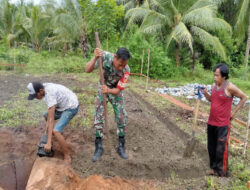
top-left (192, 99), bottom-right (200, 137)
top-left (95, 32), bottom-right (110, 152)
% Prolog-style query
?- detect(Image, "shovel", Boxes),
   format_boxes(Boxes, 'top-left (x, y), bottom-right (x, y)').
top-left (95, 32), bottom-right (111, 153)
top-left (183, 86), bottom-right (204, 157)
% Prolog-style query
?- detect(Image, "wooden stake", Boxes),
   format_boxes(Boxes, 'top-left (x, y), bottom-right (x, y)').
top-left (140, 50), bottom-right (144, 79)
top-left (243, 106), bottom-right (250, 156)
top-left (95, 32), bottom-right (111, 152)
top-left (145, 48), bottom-right (150, 91)
top-left (14, 41), bottom-right (16, 71)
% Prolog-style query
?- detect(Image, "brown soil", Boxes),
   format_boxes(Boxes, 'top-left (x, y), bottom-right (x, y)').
top-left (0, 73), bottom-right (208, 190)
top-left (71, 90), bottom-right (207, 180)
top-left (26, 158), bottom-right (155, 190)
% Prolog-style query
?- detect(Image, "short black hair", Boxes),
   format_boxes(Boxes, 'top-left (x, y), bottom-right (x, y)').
top-left (116, 47), bottom-right (131, 61)
top-left (213, 63), bottom-right (229, 80)
top-left (33, 81), bottom-right (44, 93)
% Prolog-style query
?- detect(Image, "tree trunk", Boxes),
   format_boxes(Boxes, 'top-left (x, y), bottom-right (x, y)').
top-left (192, 51), bottom-right (196, 71)
top-left (62, 43), bottom-right (68, 57)
top-left (35, 41), bottom-right (41, 53)
top-left (175, 43), bottom-right (180, 67)
top-left (244, 16), bottom-right (250, 74)
top-left (81, 27), bottom-right (87, 58)
top-left (37, 44), bottom-right (41, 53)
top-left (81, 35), bottom-right (87, 58)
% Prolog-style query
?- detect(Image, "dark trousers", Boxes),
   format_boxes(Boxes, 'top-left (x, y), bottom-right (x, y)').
top-left (207, 124), bottom-right (230, 177)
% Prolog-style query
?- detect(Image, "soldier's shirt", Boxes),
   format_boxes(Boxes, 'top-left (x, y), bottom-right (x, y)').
top-left (95, 51), bottom-right (130, 90)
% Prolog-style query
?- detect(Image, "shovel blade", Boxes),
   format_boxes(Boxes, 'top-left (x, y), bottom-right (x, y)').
top-left (183, 138), bottom-right (198, 158)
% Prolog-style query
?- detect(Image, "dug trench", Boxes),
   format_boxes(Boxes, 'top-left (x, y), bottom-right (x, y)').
top-left (0, 74), bottom-right (208, 189)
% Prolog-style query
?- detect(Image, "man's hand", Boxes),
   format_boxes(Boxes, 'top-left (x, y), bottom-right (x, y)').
top-left (228, 83), bottom-right (247, 121)
top-left (201, 86), bottom-right (212, 102)
top-left (230, 113), bottom-right (235, 121)
top-left (200, 86), bottom-right (207, 94)
top-left (101, 85), bottom-right (109, 94)
top-left (85, 48), bottom-right (103, 73)
top-left (44, 142), bottom-right (52, 153)
top-left (94, 48), bottom-right (103, 59)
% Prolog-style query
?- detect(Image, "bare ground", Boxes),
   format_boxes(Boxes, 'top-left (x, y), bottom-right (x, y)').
top-left (0, 73), bottom-right (217, 190)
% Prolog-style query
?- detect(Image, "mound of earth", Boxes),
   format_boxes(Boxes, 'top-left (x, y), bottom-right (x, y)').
top-left (26, 158), bottom-right (151, 190)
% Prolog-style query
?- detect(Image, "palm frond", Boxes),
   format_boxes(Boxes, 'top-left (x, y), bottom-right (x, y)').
top-left (170, 0), bottom-right (179, 14)
top-left (183, 8), bottom-right (232, 33)
top-left (141, 10), bottom-right (172, 31)
top-left (165, 30), bottom-right (175, 50)
top-left (149, 0), bottom-right (162, 10)
top-left (234, 0), bottom-right (249, 33)
top-left (142, 0), bottom-right (150, 9)
top-left (116, 0), bottom-right (130, 5)
top-left (211, 0), bottom-right (227, 6)
top-left (125, 7), bottom-right (150, 27)
top-left (187, 0), bottom-right (217, 13)
top-left (140, 13), bottom-right (165, 33)
top-left (124, 1), bottom-right (136, 11)
top-left (191, 25), bottom-right (226, 60)
top-left (173, 22), bottom-right (193, 53)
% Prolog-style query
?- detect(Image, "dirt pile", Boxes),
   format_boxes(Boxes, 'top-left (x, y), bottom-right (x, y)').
top-left (26, 158), bottom-right (152, 190)
top-left (0, 127), bottom-right (42, 190)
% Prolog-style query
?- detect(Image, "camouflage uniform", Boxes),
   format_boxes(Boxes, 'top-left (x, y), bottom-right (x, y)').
top-left (94, 51), bottom-right (130, 138)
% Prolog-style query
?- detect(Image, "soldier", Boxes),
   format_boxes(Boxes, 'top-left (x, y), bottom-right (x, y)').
top-left (85, 47), bottom-right (130, 162)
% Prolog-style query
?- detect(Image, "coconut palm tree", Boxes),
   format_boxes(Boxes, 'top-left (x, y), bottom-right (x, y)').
top-left (46, 0), bottom-right (85, 56)
top-left (0, 0), bottom-right (23, 47)
top-left (216, 0), bottom-right (249, 73)
top-left (125, 0), bottom-right (232, 67)
top-left (21, 5), bottom-right (51, 52)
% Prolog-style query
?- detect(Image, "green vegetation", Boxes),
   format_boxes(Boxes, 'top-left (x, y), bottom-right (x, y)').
top-left (0, 92), bottom-right (46, 127)
top-left (0, 0), bottom-right (248, 80)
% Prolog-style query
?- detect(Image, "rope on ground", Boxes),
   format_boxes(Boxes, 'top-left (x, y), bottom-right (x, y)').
top-left (158, 93), bottom-right (250, 148)
top-left (0, 63), bottom-right (26, 67)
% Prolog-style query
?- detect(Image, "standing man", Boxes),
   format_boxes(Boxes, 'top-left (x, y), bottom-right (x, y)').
top-left (202, 63), bottom-right (247, 177)
top-left (27, 82), bottom-right (79, 164)
top-left (85, 47), bottom-right (130, 162)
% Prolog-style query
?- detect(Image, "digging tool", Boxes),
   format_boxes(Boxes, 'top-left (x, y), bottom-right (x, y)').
top-left (37, 124), bottom-right (54, 157)
top-left (243, 106), bottom-right (250, 156)
top-left (95, 32), bottom-right (111, 153)
top-left (183, 86), bottom-right (204, 157)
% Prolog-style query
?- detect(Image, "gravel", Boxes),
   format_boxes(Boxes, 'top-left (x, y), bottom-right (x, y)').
top-left (155, 83), bottom-right (250, 106)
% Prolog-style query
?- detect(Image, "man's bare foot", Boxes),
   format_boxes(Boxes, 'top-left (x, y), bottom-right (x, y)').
top-left (64, 154), bottom-right (71, 164)
top-left (206, 169), bottom-right (218, 176)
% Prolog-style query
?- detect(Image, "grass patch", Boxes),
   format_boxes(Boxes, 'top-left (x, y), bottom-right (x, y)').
top-left (0, 92), bottom-right (46, 127)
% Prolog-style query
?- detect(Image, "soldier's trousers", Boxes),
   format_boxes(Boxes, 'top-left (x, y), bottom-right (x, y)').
top-left (94, 89), bottom-right (127, 138)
